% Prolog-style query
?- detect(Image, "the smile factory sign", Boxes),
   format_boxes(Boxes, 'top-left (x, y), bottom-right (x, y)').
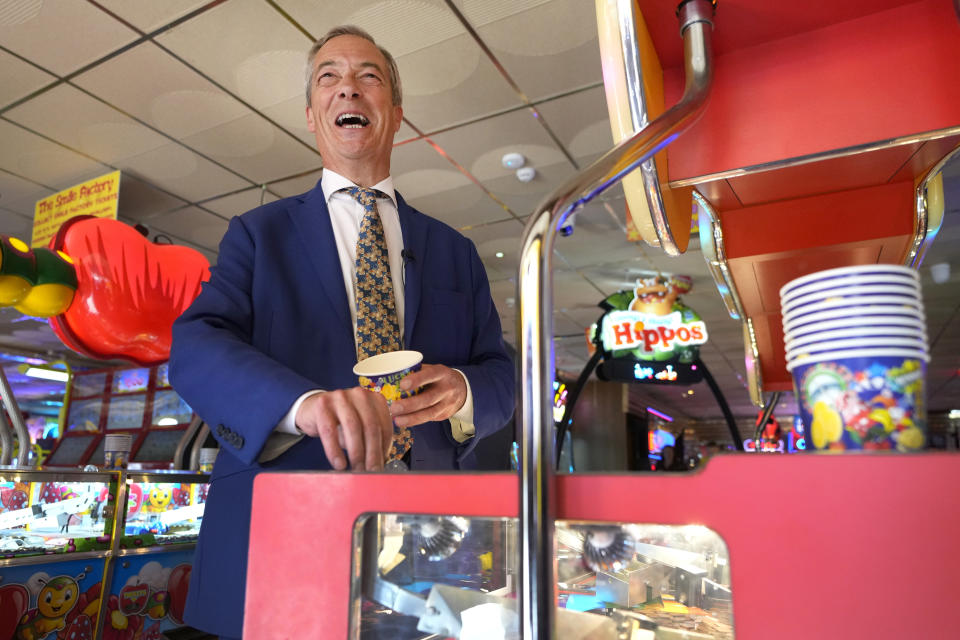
top-left (590, 274), bottom-right (708, 383)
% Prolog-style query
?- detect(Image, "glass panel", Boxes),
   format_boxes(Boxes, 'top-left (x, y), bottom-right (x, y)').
top-left (106, 395), bottom-right (147, 430)
top-left (112, 368), bottom-right (150, 393)
top-left (67, 397), bottom-right (102, 432)
top-left (123, 480), bottom-right (205, 546)
top-left (151, 389), bottom-right (193, 426)
top-left (46, 434), bottom-right (96, 466)
top-left (0, 474), bottom-right (114, 557)
top-left (352, 516), bottom-right (733, 640)
top-left (72, 371), bottom-right (108, 397)
top-left (132, 429), bottom-right (184, 462)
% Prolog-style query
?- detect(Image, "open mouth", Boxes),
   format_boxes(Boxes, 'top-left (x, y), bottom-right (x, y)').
top-left (336, 113), bottom-right (370, 128)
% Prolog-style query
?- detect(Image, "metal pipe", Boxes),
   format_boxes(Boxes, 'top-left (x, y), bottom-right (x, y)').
top-left (0, 408), bottom-right (13, 466)
top-left (174, 414), bottom-right (204, 470)
top-left (0, 364), bottom-right (31, 468)
top-left (516, 2), bottom-right (715, 637)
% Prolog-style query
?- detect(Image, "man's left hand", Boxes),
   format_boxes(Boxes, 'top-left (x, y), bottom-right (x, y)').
top-left (390, 364), bottom-right (466, 427)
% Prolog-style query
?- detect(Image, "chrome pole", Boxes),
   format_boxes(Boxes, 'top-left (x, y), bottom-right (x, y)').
top-left (0, 364), bottom-right (31, 468)
top-left (516, 2), bottom-right (715, 637)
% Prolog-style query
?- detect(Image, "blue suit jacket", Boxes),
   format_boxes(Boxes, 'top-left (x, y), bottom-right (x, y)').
top-left (169, 181), bottom-right (514, 637)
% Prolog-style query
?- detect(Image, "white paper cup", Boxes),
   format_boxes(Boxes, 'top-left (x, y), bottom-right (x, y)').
top-left (781, 274), bottom-right (920, 305)
top-left (782, 295), bottom-right (923, 323)
top-left (353, 350), bottom-right (424, 404)
top-left (199, 447), bottom-right (219, 473)
top-left (784, 314), bottom-right (927, 340)
top-left (780, 265), bottom-right (919, 300)
top-left (786, 336), bottom-right (928, 362)
top-left (783, 305), bottom-right (925, 334)
top-left (785, 325), bottom-right (927, 351)
top-left (104, 433), bottom-right (133, 469)
top-left (781, 284), bottom-right (921, 315)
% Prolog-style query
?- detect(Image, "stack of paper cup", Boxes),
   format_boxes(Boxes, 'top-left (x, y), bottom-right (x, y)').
top-left (781, 265), bottom-right (928, 452)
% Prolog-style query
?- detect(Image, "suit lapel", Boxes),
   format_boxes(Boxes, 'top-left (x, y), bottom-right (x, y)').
top-left (397, 193), bottom-right (428, 348)
top-left (287, 184), bottom-right (353, 335)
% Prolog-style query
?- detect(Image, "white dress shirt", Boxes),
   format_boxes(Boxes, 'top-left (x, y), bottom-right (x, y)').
top-left (266, 169), bottom-right (474, 458)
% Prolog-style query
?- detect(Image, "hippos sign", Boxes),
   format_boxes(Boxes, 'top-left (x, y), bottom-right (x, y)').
top-left (589, 274), bottom-right (708, 384)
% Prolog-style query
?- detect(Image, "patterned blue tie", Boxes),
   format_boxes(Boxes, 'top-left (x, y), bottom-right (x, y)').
top-left (343, 186), bottom-right (410, 461)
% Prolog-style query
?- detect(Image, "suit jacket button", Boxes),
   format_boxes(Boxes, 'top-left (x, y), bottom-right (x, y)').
top-left (216, 424), bottom-right (225, 435)
top-left (236, 435), bottom-right (244, 448)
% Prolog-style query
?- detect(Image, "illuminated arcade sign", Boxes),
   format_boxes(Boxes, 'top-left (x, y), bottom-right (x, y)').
top-left (600, 309), bottom-right (707, 354)
top-left (589, 274), bottom-right (709, 384)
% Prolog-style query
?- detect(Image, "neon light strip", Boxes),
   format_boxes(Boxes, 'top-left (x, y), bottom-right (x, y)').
top-left (647, 407), bottom-right (673, 422)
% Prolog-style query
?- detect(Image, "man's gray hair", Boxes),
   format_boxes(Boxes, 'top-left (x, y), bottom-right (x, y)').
top-left (304, 25), bottom-right (402, 107)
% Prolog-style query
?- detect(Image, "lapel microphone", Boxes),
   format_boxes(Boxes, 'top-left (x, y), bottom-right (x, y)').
top-left (401, 249), bottom-right (416, 264)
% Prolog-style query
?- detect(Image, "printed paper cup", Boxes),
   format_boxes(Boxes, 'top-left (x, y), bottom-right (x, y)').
top-left (783, 305), bottom-right (925, 334)
top-left (104, 433), bottom-right (133, 470)
top-left (780, 265), bottom-right (919, 300)
top-left (784, 314), bottom-right (927, 340)
top-left (785, 325), bottom-right (927, 351)
top-left (781, 284), bottom-right (920, 315)
top-left (786, 336), bottom-right (928, 363)
top-left (781, 274), bottom-right (919, 305)
top-left (353, 350), bottom-right (423, 404)
top-left (781, 295), bottom-right (923, 323)
top-left (789, 349), bottom-right (928, 452)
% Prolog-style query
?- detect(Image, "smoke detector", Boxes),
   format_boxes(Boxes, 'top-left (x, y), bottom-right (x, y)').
top-left (501, 152), bottom-right (525, 169)
top-left (516, 167), bottom-right (536, 183)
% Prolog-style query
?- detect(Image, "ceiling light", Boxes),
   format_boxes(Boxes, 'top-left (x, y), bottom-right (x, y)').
top-left (516, 167), bottom-right (536, 182)
top-left (949, 409), bottom-right (960, 419)
top-left (495, 251), bottom-right (504, 258)
top-left (156, 417), bottom-right (179, 426)
top-left (686, 389), bottom-right (695, 395)
top-left (501, 152), bottom-right (525, 169)
top-left (20, 366), bottom-right (69, 382)
top-left (930, 262), bottom-right (950, 284)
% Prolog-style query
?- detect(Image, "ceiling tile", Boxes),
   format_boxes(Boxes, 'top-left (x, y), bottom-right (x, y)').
top-left (155, 0), bottom-right (311, 111)
top-left (465, 0), bottom-right (602, 102)
top-left (0, 168), bottom-right (53, 217)
top-left (117, 175), bottom-right (189, 222)
top-left (201, 188), bottom-right (280, 218)
top-left (180, 113), bottom-right (321, 183)
top-left (0, 207), bottom-right (33, 240)
top-left (268, 169), bottom-right (322, 198)
top-left (94, 0), bottom-right (214, 33)
top-left (72, 41), bottom-right (251, 139)
top-left (148, 206), bottom-right (230, 250)
top-left (399, 34), bottom-right (521, 131)
top-left (278, 0), bottom-right (460, 57)
top-left (5, 84), bottom-right (170, 164)
top-left (116, 142), bottom-right (251, 203)
top-left (0, 118), bottom-right (111, 190)
top-left (0, 0), bottom-right (137, 75)
top-left (0, 48), bottom-right (55, 109)
top-left (534, 85), bottom-right (613, 164)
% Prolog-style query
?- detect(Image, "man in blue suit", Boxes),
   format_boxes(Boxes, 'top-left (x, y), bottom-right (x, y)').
top-left (169, 25), bottom-right (514, 638)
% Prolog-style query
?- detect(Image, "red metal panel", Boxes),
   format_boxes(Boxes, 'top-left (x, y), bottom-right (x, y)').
top-left (246, 455), bottom-right (960, 638)
top-left (663, 0), bottom-right (960, 181)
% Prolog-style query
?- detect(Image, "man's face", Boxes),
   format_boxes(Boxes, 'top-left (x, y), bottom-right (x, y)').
top-left (305, 35), bottom-right (402, 179)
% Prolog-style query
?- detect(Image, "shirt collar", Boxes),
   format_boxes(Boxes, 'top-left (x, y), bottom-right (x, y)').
top-left (321, 169), bottom-right (397, 209)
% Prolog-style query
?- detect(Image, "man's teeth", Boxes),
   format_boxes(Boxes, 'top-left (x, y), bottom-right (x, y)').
top-left (336, 113), bottom-right (369, 128)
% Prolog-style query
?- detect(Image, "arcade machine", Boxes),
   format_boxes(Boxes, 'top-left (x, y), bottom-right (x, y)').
top-left (44, 362), bottom-right (194, 471)
top-left (0, 216), bottom-right (212, 639)
top-left (244, 1), bottom-right (960, 639)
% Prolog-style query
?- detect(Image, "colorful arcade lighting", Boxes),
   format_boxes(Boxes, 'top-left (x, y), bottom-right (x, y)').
top-left (646, 407), bottom-right (673, 422)
top-left (18, 364), bottom-right (69, 382)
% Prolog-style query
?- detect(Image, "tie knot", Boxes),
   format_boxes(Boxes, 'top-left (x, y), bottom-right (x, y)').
top-left (342, 186), bottom-right (382, 210)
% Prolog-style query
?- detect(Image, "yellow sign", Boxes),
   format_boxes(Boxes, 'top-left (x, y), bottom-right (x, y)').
top-left (32, 171), bottom-right (121, 247)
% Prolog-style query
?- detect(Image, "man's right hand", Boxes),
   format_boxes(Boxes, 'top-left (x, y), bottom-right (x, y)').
top-left (295, 388), bottom-right (393, 471)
